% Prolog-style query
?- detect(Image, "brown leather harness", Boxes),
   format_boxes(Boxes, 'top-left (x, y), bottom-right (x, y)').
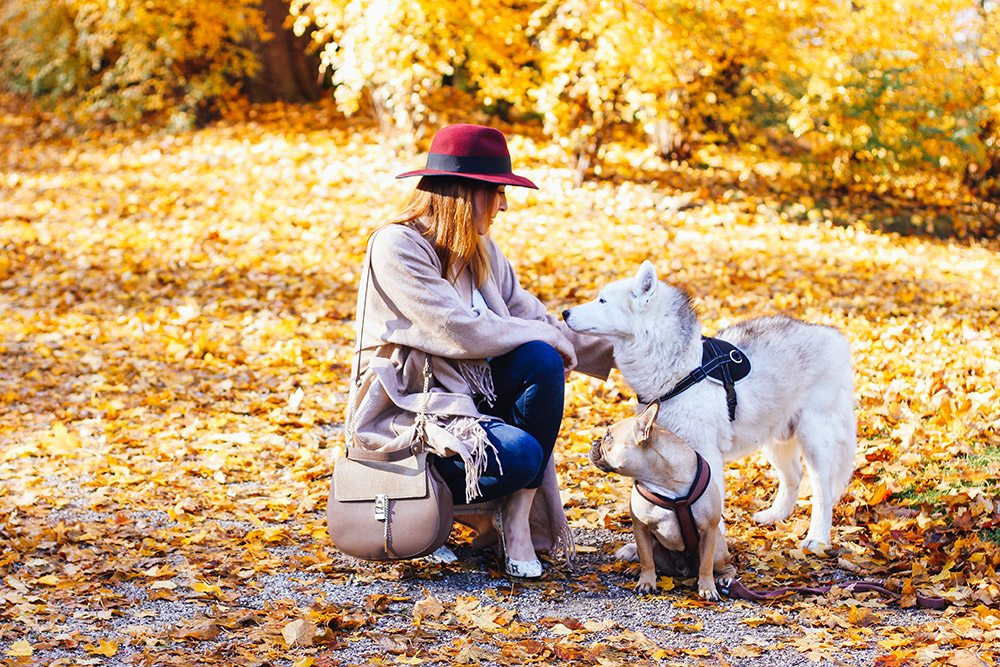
top-left (634, 451), bottom-right (711, 561)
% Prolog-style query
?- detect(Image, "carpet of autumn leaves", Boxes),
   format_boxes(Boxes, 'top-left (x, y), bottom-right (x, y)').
top-left (1, 92), bottom-right (1000, 667)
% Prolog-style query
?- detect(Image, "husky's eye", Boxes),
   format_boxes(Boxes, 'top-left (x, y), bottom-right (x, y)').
top-left (598, 297), bottom-right (606, 304)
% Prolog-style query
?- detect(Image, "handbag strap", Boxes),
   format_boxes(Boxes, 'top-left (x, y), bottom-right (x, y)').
top-left (345, 446), bottom-right (423, 463)
top-left (345, 231), bottom-right (433, 461)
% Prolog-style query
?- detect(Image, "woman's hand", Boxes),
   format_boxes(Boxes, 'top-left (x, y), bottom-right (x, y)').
top-left (552, 331), bottom-right (578, 373)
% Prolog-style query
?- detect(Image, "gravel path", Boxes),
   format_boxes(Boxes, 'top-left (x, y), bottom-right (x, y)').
top-left (1, 509), bottom-right (944, 667)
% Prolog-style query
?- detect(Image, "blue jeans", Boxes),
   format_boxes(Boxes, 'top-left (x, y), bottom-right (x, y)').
top-left (434, 341), bottom-right (565, 504)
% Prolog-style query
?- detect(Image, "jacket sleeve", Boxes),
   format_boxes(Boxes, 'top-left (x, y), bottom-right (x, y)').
top-left (362, 225), bottom-right (576, 362)
top-left (489, 240), bottom-right (616, 380)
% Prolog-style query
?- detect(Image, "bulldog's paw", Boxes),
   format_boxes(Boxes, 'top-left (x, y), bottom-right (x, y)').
top-left (635, 574), bottom-right (657, 594)
top-left (698, 579), bottom-right (720, 601)
top-left (615, 542), bottom-right (639, 563)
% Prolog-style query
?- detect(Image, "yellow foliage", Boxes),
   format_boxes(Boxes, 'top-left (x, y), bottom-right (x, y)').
top-left (287, 0), bottom-right (1000, 195)
top-left (1, 93), bottom-right (999, 665)
top-left (0, 0), bottom-right (266, 125)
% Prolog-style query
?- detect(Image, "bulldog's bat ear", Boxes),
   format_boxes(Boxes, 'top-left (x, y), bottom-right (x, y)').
top-left (635, 401), bottom-right (659, 444)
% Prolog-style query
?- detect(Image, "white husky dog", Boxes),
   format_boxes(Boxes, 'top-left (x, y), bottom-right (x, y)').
top-left (563, 261), bottom-right (856, 553)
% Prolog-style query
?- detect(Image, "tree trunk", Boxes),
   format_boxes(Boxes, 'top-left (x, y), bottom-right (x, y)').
top-left (244, 0), bottom-right (324, 103)
top-left (652, 117), bottom-right (692, 162)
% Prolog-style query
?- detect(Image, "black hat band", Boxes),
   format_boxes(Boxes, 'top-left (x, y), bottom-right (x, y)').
top-left (425, 152), bottom-right (512, 175)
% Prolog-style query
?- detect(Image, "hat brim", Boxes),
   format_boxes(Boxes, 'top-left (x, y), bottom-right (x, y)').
top-left (395, 169), bottom-right (538, 190)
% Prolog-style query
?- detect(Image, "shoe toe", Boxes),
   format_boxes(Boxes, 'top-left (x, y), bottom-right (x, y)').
top-left (506, 557), bottom-right (543, 578)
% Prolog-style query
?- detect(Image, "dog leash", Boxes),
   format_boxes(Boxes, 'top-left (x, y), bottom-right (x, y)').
top-left (718, 577), bottom-right (950, 610)
top-left (634, 452), bottom-right (712, 561)
top-left (633, 453), bottom-right (949, 611)
top-left (641, 337), bottom-right (750, 421)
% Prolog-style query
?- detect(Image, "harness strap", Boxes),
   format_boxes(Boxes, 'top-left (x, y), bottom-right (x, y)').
top-left (704, 337), bottom-right (739, 421)
top-left (634, 453), bottom-right (712, 559)
top-left (718, 577), bottom-right (950, 610)
top-left (643, 337), bottom-right (749, 422)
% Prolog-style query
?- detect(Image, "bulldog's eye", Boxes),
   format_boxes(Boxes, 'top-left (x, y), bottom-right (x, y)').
top-left (598, 297), bottom-right (606, 304)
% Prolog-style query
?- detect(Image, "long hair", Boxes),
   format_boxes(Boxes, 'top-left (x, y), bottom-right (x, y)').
top-left (384, 176), bottom-right (494, 287)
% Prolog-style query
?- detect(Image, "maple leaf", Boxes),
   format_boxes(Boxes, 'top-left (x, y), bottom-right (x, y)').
top-left (948, 651), bottom-right (991, 667)
top-left (412, 594), bottom-right (446, 622)
top-left (848, 606), bottom-right (880, 627)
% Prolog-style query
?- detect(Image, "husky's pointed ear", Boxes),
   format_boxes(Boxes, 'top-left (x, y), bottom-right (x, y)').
top-left (635, 401), bottom-right (659, 444)
top-left (632, 260), bottom-right (658, 308)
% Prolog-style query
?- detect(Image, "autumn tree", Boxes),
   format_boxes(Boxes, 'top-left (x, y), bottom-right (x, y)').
top-left (287, 0), bottom-right (534, 142)
top-left (4, 0), bottom-right (998, 214)
top-left (964, 0), bottom-right (1000, 198)
top-left (506, 0), bottom-right (817, 182)
top-left (0, 0), bottom-right (309, 127)
top-left (245, 0), bottom-right (325, 103)
top-left (785, 0), bottom-right (992, 189)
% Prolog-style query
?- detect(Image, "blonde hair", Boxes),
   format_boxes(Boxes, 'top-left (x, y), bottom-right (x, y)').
top-left (384, 176), bottom-right (495, 287)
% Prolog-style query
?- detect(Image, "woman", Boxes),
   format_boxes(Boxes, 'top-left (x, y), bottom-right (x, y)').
top-left (347, 124), bottom-right (614, 577)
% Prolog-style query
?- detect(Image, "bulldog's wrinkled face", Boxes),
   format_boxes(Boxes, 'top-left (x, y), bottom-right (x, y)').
top-left (588, 403), bottom-right (660, 479)
top-left (589, 430), bottom-right (617, 473)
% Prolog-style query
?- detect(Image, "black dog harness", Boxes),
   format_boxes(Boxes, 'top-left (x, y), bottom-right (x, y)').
top-left (634, 452), bottom-right (712, 559)
top-left (642, 337), bottom-right (751, 421)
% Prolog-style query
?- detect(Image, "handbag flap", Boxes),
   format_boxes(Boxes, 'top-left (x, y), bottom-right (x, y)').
top-left (333, 452), bottom-right (429, 501)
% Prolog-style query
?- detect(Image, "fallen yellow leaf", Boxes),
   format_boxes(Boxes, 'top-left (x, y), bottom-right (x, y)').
top-left (85, 640), bottom-right (118, 657)
top-left (6, 640), bottom-right (32, 657)
top-left (282, 619), bottom-right (317, 647)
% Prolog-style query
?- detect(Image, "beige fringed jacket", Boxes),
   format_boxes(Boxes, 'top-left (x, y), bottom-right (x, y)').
top-left (345, 223), bottom-right (615, 555)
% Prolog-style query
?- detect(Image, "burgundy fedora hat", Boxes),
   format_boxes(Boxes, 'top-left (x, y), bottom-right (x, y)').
top-left (396, 124), bottom-right (538, 189)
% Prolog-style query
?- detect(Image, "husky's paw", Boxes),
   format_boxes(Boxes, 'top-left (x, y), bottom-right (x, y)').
top-left (615, 542), bottom-right (639, 563)
top-left (800, 538), bottom-right (832, 555)
top-left (752, 508), bottom-right (788, 525)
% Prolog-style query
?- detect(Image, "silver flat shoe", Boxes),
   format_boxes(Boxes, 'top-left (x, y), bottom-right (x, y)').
top-left (424, 545), bottom-right (458, 564)
top-left (492, 505), bottom-right (542, 578)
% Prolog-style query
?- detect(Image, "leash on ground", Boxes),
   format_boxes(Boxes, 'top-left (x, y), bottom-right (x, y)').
top-left (717, 577), bottom-right (950, 610)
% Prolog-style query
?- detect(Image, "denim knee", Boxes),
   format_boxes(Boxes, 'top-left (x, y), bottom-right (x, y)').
top-left (434, 422), bottom-right (546, 504)
top-left (516, 340), bottom-right (564, 382)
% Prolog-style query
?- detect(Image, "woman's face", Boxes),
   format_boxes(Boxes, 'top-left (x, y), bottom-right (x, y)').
top-left (474, 185), bottom-right (507, 235)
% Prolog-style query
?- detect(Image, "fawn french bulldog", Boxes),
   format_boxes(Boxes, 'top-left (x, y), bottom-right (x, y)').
top-left (590, 401), bottom-right (737, 600)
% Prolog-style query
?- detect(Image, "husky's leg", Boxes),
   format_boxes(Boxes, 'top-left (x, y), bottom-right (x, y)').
top-left (699, 449), bottom-right (728, 533)
top-left (798, 395), bottom-right (857, 552)
top-left (752, 437), bottom-right (803, 526)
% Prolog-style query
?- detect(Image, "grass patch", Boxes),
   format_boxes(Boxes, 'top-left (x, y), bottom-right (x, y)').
top-left (964, 445), bottom-right (1000, 471)
top-left (894, 445), bottom-right (1000, 510)
top-left (896, 487), bottom-right (947, 510)
top-left (980, 528), bottom-right (1000, 546)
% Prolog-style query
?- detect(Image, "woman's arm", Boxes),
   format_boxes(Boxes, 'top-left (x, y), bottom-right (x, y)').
top-left (488, 239), bottom-right (615, 379)
top-left (361, 225), bottom-right (575, 363)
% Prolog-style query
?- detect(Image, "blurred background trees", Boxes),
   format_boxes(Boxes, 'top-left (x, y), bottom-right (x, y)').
top-left (2, 0), bottom-right (997, 209)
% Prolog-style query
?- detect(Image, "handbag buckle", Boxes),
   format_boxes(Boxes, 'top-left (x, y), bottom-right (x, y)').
top-left (374, 494), bottom-right (389, 521)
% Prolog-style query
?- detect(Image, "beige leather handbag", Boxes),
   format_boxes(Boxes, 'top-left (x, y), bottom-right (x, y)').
top-left (326, 259), bottom-right (453, 561)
